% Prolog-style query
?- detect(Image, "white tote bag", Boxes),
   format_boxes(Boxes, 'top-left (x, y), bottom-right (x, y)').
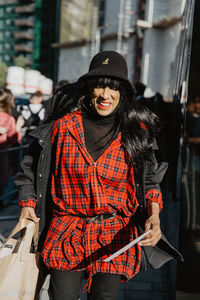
top-left (0, 218), bottom-right (40, 300)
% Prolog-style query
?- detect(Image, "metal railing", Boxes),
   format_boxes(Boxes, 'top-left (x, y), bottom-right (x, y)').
top-left (0, 143), bottom-right (29, 223)
top-left (0, 143), bottom-right (29, 201)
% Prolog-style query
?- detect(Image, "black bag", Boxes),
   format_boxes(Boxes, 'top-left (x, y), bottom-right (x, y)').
top-left (135, 210), bottom-right (184, 270)
top-left (135, 161), bottom-right (184, 270)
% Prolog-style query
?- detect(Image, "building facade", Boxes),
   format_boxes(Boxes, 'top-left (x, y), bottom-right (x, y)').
top-left (54, 0), bottom-right (139, 84)
top-left (0, 0), bottom-right (59, 80)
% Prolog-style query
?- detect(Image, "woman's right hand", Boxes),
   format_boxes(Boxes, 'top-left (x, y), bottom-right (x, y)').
top-left (19, 207), bottom-right (40, 223)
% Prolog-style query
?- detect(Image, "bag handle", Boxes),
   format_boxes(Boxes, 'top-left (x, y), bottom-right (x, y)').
top-left (20, 220), bottom-right (37, 254)
top-left (2, 218), bottom-right (39, 254)
top-left (6, 218), bottom-right (34, 238)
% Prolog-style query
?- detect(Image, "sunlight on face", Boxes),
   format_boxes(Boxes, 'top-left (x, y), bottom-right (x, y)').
top-left (91, 86), bottom-right (120, 116)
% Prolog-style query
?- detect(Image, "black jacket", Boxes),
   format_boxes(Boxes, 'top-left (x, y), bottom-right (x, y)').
top-left (14, 121), bottom-right (183, 268)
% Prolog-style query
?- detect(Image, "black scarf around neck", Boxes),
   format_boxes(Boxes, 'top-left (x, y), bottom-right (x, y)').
top-left (81, 100), bottom-right (119, 161)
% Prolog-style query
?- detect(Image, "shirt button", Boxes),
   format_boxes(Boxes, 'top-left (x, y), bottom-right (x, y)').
top-left (136, 183), bottom-right (140, 187)
top-left (39, 174), bottom-right (42, 178)
top-left (39, 139), bottom-right (43, 144)
top-left (39, 193), bottom-right (42, 198)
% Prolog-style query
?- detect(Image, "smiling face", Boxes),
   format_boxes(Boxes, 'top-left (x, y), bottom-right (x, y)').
top-left (91, 85), bottom-right (120, 117)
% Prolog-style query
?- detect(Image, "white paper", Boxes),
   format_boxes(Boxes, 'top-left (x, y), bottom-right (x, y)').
top-left (104, 229), bottom-right (151, 262)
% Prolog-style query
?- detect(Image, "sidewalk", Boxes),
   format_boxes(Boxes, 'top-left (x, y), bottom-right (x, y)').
top-left (176, 291), bottom-right (200, 300)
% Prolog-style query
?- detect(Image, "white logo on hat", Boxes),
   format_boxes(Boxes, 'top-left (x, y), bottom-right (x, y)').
top-left (102, 58), bottom-right (109, 64)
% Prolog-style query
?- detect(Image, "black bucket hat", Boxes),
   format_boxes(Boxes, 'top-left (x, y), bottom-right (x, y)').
top-left (78, 51), bottom-right (135, 95)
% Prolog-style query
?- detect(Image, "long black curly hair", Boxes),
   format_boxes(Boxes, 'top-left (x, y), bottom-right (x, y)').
top-left (45, 77), bottom-right (160, 171)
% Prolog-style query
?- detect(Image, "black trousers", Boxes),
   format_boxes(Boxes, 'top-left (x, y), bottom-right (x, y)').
top-left (49, 269), bottom-right (121, 300)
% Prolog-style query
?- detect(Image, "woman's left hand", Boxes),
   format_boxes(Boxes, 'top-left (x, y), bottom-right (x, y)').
top-left (139, 202), bottom-right (162, 247)
top-left (0, 127), bottom-right (8, 134)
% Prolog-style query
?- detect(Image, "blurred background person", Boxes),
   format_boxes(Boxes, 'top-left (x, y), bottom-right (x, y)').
top-left (186, 96), bottom-right (200, 148)
top-left (0, 89), bottom-right (18, 207)
top-left (184, 95), bottom-right (200, 220)
top-left (1, 89), bottom-right (24, 205)
top-left (3, 87), bottom-right (20, 121)
top-left (3, 87), bottom-right (24, 138)
top-left (19, 91), bottom-right (45, 143)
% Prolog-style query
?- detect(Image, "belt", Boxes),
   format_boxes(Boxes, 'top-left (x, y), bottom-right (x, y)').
top-left (87, 212), bottom-right (117, 224)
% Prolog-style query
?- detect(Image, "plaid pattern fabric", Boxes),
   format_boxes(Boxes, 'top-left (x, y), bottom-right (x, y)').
top-left (20, 199), bottom-right (37, 208)
top-left (20, 110), bottom-right (162, 290)
top-left (146, 189), bottom-right (163, 210)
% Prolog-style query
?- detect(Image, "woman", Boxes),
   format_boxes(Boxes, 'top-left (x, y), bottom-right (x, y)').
top-left (0, 89), bottom-right (18, 148)
top-left (15, 51), bottom-right (180, 300)
top-left (0, 89), bottom-right (18, 204)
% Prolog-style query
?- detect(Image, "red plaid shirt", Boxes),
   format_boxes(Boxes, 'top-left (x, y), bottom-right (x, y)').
top-left (20, 111), bottom-right (162, 290)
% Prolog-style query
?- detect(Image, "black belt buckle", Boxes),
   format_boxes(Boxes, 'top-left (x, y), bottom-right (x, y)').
top-left (87, 213), bottom-right (116, 224)
top-left (87, 216), bottom-right (98, 224)
top-left (99, 215), bottom-right (104, 221)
